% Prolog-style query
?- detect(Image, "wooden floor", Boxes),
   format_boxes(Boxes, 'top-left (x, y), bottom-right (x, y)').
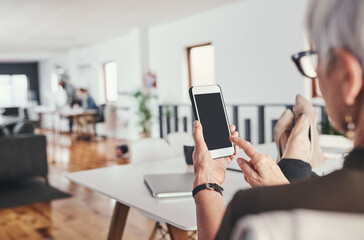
top-left (0, 130), bottom-right (158, 240)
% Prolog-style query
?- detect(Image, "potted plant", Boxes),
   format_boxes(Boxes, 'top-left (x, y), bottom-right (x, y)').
top-left (134, 90), bottom-right (155, 138)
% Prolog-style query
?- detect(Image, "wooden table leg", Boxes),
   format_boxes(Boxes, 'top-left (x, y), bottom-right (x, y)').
top-left (167, 224), bottom-right (189, 240)
top-left (148, 222), bottom-right (159, 240)
top-left (107, 202), bottom-right (130, 240)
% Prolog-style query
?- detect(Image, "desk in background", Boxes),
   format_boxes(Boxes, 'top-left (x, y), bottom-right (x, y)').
top-left (59, 109), bottom-right (98, 137)
top-left (0, 116), bottom-right (19, 128)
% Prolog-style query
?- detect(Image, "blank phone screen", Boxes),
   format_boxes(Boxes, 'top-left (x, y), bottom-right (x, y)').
top-left (195, 93), bottom-right (231, 150)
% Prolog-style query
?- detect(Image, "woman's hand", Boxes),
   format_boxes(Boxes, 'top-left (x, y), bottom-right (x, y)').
top-left (192, 121), bottom-right (239, 188)
top-left (230, 136), bottom-right (289, 187)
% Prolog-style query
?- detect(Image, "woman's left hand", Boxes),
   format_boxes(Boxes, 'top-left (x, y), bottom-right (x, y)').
top-left (230, 136), bottom-right (289, 187)
top-left (192, 121), bottom-right (239, 188)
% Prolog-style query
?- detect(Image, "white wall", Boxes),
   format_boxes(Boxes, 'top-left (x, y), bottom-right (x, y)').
top-left (148, 0), bottom-right (307, 104)
top-left (38, 0), bottom-right (309, 140)
top-left (147, 0), bottom-right (308, 143)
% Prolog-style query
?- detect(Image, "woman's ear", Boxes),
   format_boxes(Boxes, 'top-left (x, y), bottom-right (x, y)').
top-left (335, 48), bottom-right (363, 106)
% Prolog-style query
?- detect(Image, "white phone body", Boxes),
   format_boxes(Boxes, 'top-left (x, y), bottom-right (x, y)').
top-left (189, 85), bottom-right (235, 159)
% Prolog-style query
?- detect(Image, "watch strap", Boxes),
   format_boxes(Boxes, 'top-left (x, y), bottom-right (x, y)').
top-left (192, 183), bottom-right (224, 198)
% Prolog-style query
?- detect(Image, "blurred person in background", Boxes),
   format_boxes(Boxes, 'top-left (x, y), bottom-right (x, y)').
top-left (59, 74), bottom-right (79, 132)
top-left (74, 88), bottom-right (98, 137)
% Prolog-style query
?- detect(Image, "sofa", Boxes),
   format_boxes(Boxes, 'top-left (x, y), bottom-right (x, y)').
top-left (0, 120), bottom-right (48, 183)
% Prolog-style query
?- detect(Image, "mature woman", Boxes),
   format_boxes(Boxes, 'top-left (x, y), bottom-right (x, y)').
top-left (192, 1), bottom-right (364, 239)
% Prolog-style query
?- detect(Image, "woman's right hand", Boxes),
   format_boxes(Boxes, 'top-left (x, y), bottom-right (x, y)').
top-left (229, 136), bottom-right (289, 187)
top-left (192, 121), bottom-right (239, 188)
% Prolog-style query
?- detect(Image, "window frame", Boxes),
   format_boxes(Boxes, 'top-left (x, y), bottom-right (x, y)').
top-left (186, 42), bottom-right (213, 88)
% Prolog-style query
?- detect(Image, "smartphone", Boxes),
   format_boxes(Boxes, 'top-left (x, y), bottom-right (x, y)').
top-left (189, 85), bottom-right (235, 159)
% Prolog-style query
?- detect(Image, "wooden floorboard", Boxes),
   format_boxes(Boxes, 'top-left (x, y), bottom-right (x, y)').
top-left (0, 130), bottom-right (156, 240)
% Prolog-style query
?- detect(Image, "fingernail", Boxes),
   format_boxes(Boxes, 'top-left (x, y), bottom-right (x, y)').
top-left (193, 121), bottom-right (199, 128)
top-left (237, 158), bottom-right (243, 165)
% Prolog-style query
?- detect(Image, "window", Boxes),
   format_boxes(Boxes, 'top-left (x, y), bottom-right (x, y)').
top-left (0, 74), bottom-right (28, 107)
top-left (187, 43), bottom-right (216, 87)
top-left (103, 62), bottom-right (118, 102)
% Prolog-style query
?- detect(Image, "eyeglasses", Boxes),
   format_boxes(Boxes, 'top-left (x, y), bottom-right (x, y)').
top-left (291, 51), bottom-right (318, 79)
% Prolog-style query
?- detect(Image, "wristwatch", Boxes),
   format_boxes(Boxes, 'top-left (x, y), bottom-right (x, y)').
top-left (192, 183), bottom-right (224, 198)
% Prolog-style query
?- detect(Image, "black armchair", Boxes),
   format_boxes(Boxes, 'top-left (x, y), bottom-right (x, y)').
top-left (0, 134), bottom-right (48, 183)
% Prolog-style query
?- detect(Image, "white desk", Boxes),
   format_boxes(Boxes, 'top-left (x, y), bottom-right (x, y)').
top-left (66, 135), bottom-right (352, 240)
top-left (66, 157), bottom-right (250, 239)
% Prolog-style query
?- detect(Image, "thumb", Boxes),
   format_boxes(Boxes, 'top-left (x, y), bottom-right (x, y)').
top-left (193, 121), bottom-right (208, 150)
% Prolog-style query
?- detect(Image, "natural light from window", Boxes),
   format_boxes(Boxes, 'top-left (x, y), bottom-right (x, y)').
top-left (103, 62), bottom-right (118, 102)
top-left (0, 74), bottom-right (28, 108)
top-left (189, 44), bottom-right (216, 87)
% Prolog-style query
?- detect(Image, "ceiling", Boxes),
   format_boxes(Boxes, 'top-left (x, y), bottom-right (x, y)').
top-left (0, 0), bottom-right (242, 61)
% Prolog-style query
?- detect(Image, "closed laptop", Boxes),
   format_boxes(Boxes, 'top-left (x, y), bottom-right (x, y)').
top-left (144, 172), bottom-right (194, 198)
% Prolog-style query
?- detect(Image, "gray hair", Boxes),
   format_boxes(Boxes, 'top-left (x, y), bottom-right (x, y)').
top-left (307, 0), bottom-right (364, 68)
